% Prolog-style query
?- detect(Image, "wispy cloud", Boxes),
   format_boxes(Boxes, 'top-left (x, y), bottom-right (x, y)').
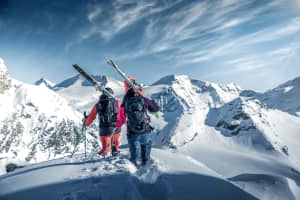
top-left (173, 15), bottom-right (300, 67)
top-left (138, 0), bottom-right (276, 59)
top-left (251, 17), bottom-right (300, 43)
top-left (88, 6), bottom-right (102, 23)
top-left (224, 37), bottom-right (300, 73)
top-left (84, 0), bottom-right (183, 41)
top-left (68, 0), bottom-right (300, 77)
top-left (289, 0), bottom-right (300, 13)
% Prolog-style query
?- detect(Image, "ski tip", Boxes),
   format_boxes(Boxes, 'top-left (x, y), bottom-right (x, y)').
top-left (107, 59), bottom-right (113, 65)
top-left (72, 64), bottom-right (79, 68)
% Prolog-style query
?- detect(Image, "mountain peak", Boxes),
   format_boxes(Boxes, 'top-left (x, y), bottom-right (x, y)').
top-left (35, 77), bottom-right (55, 88)
top-left (152, 74), bottom-right (190, 85)
top-left (53, 74), bottom-right (122, 91)
top-left (271, 76), bottom-right (300, 90)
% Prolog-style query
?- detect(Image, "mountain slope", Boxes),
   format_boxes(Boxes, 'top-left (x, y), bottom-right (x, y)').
top-left (146, 74), bottom-right (300, 199)
top-left (262, 76), bottom-right (300, 116)
top-left (147, 74), bottom-right (242, 147)
top-left (0, 150), bottom-right (258, 200)
top-left (0, 63), bottom-right (100, 168)
top-left (53, 74), bottom-right (124, 112)
top-left (34, 78), bottom-right (55, 89)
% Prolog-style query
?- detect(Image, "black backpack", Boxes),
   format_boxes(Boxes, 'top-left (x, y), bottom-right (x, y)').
top-left (96, 95), bottom-right (117, 127)
top-left (125, 95), bottom-right (148, 134)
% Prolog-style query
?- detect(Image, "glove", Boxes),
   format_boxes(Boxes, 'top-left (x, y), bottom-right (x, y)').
top-left (155, 111), bottom-right (163, 119)
top-left (82, 111), bottom-right (88, 126)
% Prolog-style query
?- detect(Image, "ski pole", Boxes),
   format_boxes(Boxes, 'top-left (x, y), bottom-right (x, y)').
top-left (84, 127), bottom-right (87, 158)
top-left (71, 112), bottom-right (88, 158)
top-left (84, 111), bottom-right (88, 158)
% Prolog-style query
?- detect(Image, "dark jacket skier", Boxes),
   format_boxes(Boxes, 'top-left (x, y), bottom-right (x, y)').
top-left (116, 77), bottom-right (159, 165)
top-left (84, 87), bottom-right (122, 156)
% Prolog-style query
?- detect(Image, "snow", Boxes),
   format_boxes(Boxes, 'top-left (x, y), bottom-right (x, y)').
top-left (0, 149), bottom-right (258, 200)
top-left (0, 77), bottom-right (88, 166)
top-left (1, 59), bottom-right (300, 199)
top-left (34, 77), bottom-right (55, 89)
top-left (263, 76), bottom-right (300, 115)
top-left (54, 74), bottom-right (124, 112)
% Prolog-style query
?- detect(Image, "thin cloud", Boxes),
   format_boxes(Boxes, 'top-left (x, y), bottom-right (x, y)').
top-left (88, 6), bottom-right (102, 23)
top-left (289, 0), bottom-right (300, 13)
top-left (84, 0), bottom-right (183, 41)
top-left (68, 0), bottom-right (300, 78)
top-left (140, 0), bottom-right (276, 61)
top-left (252, 17), bottom-right (300, 43)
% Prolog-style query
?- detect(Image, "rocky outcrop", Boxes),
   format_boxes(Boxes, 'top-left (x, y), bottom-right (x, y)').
top-left (0, 58), bottom-right (11, 94)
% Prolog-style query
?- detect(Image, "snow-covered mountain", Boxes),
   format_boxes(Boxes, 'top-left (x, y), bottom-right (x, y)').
top-left (0, 60), bottom-right (100, 168)
top-left (52, 72), bottom-right (300, 199)
top-left (262, 76), bottom-right (300, 116)
top-left (34, 77), bottom-right (55, 89)
top-left (147, 74), bottom-right (242, 147)
top-left (1, 58), bottom-right (300, 200)
top-left (144, 75), bottom-right (300, 199)
top-left (53, 74), bottom-right (124, 112)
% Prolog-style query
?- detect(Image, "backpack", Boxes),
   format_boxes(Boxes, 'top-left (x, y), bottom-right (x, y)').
top-left (96, 95), bottom-right (117, 127)
top-left (124, 95), bottom-right (148, 134)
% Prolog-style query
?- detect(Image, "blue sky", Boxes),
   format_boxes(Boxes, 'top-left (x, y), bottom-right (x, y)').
top-left (1, 0), bottom-right (300, 91)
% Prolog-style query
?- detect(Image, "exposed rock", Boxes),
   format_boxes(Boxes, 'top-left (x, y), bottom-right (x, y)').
top-left (0, 58), bottom-right (11, 94)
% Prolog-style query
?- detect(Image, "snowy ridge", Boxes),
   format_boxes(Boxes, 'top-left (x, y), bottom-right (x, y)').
top-left (263, 76), bottom-right (300, 116)
top-left (53, 74), bottom-right (124, 112)
top-left (148, 75), bottom-right (242, 147)
top-left (34, 77), bottom-right (55, 89)
top-left (146, 74), bottom-right (300, 199)
top-left (0, 150), bottom-right (258, 200)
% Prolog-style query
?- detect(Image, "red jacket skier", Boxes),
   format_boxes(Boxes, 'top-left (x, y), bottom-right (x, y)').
top-left (84, 87), bottom-right (122, 156)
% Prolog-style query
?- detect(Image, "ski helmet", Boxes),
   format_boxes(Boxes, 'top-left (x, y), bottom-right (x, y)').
top-left (105, 87), bottom-right (114, 95)
top-left (124, 77), bottom-right (136, 91)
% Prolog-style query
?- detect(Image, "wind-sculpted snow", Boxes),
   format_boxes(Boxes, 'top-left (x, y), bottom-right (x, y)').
top-left (228, 173), bottom-right (296, 200)
top-left (0, 150), bottom-right (258, 200)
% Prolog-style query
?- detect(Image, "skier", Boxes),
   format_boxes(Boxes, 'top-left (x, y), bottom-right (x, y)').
top-left (116, 77), bottom-right (159, 166)
top-left (84, 87), bottom-right (122, 157)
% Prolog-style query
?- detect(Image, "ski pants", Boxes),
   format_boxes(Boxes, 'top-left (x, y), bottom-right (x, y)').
top-left (99, 132), bottom-right (120, 155)
top-left (127, 133), bottom-right (152, 165)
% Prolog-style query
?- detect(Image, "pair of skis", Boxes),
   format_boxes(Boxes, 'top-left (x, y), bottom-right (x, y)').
top-left (73, 64), bottom-right (116, 99)
top-left (106, 60), bottom-right (144, 97)
top-left (72, 60), bottom-right (144, 98)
